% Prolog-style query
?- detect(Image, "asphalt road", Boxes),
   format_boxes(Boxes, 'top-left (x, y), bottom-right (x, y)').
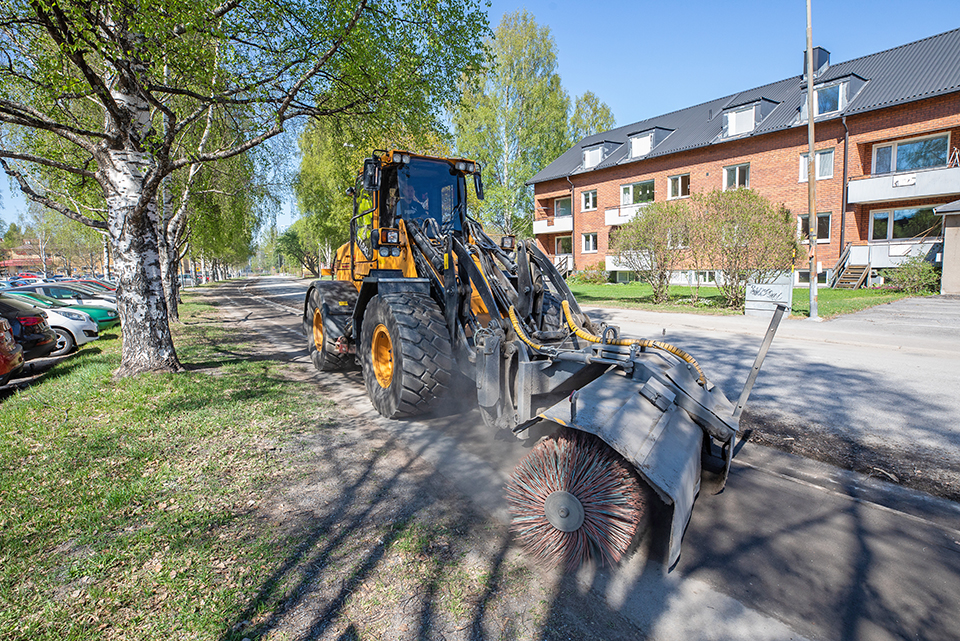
top-left (217, 276), bottom-right (960, 641)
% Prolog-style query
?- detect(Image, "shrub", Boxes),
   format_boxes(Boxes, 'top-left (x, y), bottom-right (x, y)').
top-left (610, 201), bottom-right (687, 303)
top-left (569, 260), bottom-right (608, 285)
top-left (881, 255), bottom-right (940, 295)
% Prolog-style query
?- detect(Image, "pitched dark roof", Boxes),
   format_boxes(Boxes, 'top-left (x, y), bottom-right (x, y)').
top-left (529, 28), bottom-right (960, 185)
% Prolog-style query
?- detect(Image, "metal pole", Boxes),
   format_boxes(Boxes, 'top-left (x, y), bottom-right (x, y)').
top-left (733, 304), bottom-right (787, 420)
top-left (806, 0), bottom-right (819, 319)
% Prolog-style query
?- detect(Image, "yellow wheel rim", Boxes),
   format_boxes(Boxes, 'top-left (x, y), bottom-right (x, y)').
top-left (371, 323), bottom-right (394, 388)
top-left (312, 308), bottom-right (324, 351)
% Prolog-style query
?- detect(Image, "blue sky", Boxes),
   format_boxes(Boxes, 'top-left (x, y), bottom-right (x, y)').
top-left (3, 1), bottom-right (960, 231)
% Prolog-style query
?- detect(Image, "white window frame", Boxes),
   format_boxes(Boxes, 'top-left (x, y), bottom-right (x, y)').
top-left (871, 132), bottom-right (951, 176)
top-left (582, 232), bottom-right (598, 254)
top-left (581, 190), bottom-right (597, 211)
top-left (800, 80), bottom-right (848, 120)
top-left (621, 180), bottom-right (655, 205)
top-left (629, 133), bottom-right (653, 158)
top-left (726, 105), bottom-right (756, 136)
top-left (723, 163), bottom-right (750, 190)
top-left (798, 212), bottom-right (831, 243)
top-left (668, 174), bottom-right (690, 199)
top-left (799, 149), bottom-right (834, 182)
top-left (868, 206), bottom-right (944, 242)
top-left (583, 146), bottom-right (602, 169)
top-left (554, 196), bottom-right (572, 218)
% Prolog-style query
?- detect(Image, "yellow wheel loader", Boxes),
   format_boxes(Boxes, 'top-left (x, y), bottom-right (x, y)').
top-left (303, 150), bottom-right (784, 569)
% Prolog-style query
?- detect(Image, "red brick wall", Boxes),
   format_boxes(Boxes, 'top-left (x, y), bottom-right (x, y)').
top-left (533, 92), bottom-right (960, 272)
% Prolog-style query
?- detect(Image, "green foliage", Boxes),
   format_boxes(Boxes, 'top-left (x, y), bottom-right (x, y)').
top-left (277, 218), bottom-right (322, 276)
top-left (568, 260), bottom-right (608, 285)
top-left (881, 255), bottom-right (941, 295)
top-left (569, 91), bottom-right (616, 143)
top-left (688, 189), bottom-right (798, 309)
top-left (610, 200), bottom-right (688, 304)
top-left (452, 10), bottom-right (572, 237)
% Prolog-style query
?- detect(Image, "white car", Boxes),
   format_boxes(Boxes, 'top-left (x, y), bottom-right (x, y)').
top-left (10, 284), bottom-right (118, 312)
top-left (42, 307), bottom-right (100, 356)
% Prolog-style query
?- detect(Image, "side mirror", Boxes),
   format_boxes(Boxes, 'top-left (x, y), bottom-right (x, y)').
top-left (362, 158), bottom-right (381, 192)
top-left (474, 169), bottom-right (484, 201)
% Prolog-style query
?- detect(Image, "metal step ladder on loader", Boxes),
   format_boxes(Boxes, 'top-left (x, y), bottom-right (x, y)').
top-left (302, 150), bottom-right (786, 570)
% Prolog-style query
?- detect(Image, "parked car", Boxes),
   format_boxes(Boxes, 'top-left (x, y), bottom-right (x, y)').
top-left (65, 278), bottom-right (117, 292)
top-left (0, 294), bottom-right (99, 356)
top-left (3, 291), bottom-right (120, 331)
top-left (7, 283), bottom-right (118, 311)
top-left (0, 295), bottom-right (58, 360)
top-left (57, 282), bottom-right (117, 303)
top-left (0, 317), bottom-right (25, 385)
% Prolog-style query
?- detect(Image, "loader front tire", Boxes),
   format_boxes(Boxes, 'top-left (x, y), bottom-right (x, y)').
top-left (361, 293), bottom-right (453, 419)
top-left (306, 288), bottom-right (351, 371)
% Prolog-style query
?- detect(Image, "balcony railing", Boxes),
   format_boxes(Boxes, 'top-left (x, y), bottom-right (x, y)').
top-left (532, 214), bottom-right (573, 235)
top-left (604, 203), bottom-right (650, 226)
top-left (847, 166), bottom-right (960, 204)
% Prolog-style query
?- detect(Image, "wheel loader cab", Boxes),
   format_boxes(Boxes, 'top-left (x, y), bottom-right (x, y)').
top-left (382, 156), bottom-right (466, 236)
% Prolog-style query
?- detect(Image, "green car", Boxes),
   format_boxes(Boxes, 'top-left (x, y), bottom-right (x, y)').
top-left (4, 291), bottom-right (121, 331)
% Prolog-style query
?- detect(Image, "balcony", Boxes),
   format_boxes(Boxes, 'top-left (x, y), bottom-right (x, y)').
top-left (604, 203), bottom-right (650, 226)
top-left (532, 215), bottom-right (573, 235)
top-left (847, 166), bottom-right (960, 204)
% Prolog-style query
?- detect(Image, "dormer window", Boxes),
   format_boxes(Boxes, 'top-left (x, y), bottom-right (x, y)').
top-left (583, 145), bottom-right (603, 168)
top-left (725, 105), bottom-right (756, 137)
top-left (800, 81), bottom-right (848, 120)
top-left (629, 133), bottom-right (653, 158)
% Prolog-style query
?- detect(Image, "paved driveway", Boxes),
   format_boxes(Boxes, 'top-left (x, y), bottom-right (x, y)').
top-left (582, 296), bottom-right (960, 473)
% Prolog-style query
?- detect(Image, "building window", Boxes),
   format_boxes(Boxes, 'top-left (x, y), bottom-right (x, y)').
top-left (630, 133), bottom-right (653, 158)
top-left (555, 235), bottom-right (572, 255)
top-left (621, 180), bottom-right (654, 205)
top-left (582, 190), bottom-right (597, 211)
top-left (582, 232), bottom-right (598, 253)
top-left (799, 149), bottom-right (834, 182)
top-left (668, 174), bottom-right (690, 199)
top-left (725, 105), bottom-right (756, 137)
top-left (869, 207), bottom-right (942, 241)
top-left (799, 212), bottom-right (831, 242)
top-left (723, 163), bottom-right (750, 190)
top-left (800, 81), bottom-right (847, 120)
top-left (554, 197), bottom-right (572, 218)
top-left (797, 270), bottom-right (828, 285)
top-left (583, 146), bottom-right (603, 169)
top-left (872, 133), bottom-right (950, 175)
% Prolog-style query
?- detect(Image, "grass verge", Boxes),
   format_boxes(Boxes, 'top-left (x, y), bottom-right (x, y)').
top-left (0, 297), bottom-right (334, 640)
top-left (569, 282), bottom-right (916, 318)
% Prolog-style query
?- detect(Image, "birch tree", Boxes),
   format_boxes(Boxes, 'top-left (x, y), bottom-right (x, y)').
top-left (452, 10), bottom-right (570, 237)
top-left (0, 0), bottom-right (488, 376)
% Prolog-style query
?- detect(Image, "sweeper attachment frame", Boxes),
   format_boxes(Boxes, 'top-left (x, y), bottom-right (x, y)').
top-left (303, 150), bottom-right (785, 569)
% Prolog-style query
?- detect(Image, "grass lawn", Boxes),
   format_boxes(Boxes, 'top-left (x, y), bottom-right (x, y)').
top-left (0, 296), bottom-right (334, 640)
top-left (568, 281), bottom-right (915, 319)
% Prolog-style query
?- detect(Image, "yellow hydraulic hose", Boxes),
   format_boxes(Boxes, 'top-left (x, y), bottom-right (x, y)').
top-left (560, 300), bottom-right (707, 386)
top-left (508, 305), bottom-right (548, 352)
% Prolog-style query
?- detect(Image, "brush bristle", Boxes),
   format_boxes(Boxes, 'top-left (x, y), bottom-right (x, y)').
top-left (506, 429), bottom-right (645, 569)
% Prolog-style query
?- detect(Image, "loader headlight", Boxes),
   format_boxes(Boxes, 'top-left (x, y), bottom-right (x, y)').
top-left (384, 229), bottom-right (400, 244)
top-left (391, 247), bottom-right (401, 257)
top-left (379, 247), bottom-right (390, 257)
top-left (456, 161), bottom-right (466, 171)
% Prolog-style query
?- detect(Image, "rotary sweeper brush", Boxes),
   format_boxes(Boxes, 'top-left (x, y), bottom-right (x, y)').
top-left (303, 150), bottom-right (785, 569)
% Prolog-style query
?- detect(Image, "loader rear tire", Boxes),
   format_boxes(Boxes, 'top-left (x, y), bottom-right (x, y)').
top-left (361, 293), bottom-right (453, 419)
top-left (306, 288), bottom-right (351, 372)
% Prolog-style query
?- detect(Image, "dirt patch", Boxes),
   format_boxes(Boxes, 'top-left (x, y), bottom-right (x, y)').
top-left (203, 285), bottom-right (648, 641)
top-left (741, 408), bottom-right (960, 503)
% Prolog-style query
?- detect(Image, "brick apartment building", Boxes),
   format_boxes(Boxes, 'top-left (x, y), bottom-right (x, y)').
top-left (528, 28), bottom-right (960, 287)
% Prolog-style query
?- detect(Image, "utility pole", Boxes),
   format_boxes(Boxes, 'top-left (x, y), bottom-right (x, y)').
top-left (806, 0), bottom-right (819, 319)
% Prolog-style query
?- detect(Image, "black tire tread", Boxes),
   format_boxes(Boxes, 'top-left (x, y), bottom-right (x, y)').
top-left (362, 293), bottom-right (453, 418)
top-left (306, 286), bottom-right (352, 371)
